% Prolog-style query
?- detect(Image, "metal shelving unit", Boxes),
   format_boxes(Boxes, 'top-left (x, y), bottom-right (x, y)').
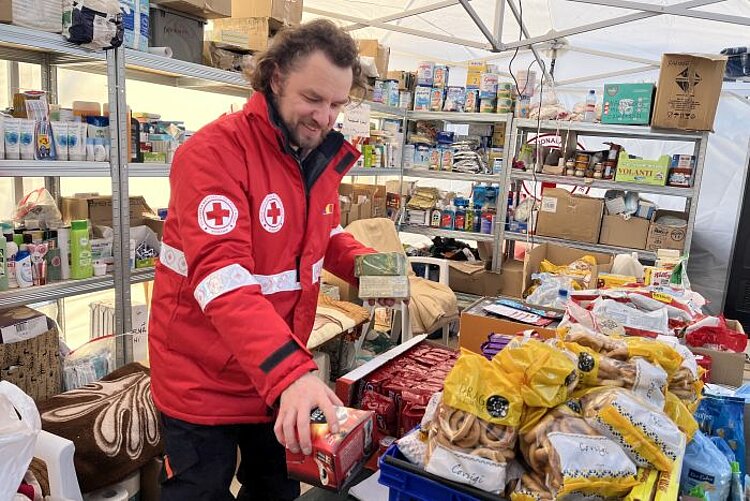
top-left (403, 167), bottom-right (504, 183)
top-left (0, 160), bottom-right (111, 177)
top-left (348, 167), bottom-right (401, 177)
top-left (399, 224), bottom-right (496, 242)
top-left (128, 163), bottom-right (171, 177)
top-left (501, 119), bottom-right (709, 264)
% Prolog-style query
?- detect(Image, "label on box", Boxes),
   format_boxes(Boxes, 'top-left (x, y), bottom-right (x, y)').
top-left (425, 444), bottom-right (506, 493)
top-left (541, 196), bottom-right (558, 213)
top-left (0, 315), bottom-right (48, 344)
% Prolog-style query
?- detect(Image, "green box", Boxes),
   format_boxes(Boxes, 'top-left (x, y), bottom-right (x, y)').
top-left (354, 252), bottom-right (408, 277)
top-left (601, 83), bottom-right (655, 125)
top-left (615, 152), bottom-right (670, 186)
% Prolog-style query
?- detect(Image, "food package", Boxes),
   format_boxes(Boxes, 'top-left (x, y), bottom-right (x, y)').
top-left (354, 252), bottom-right (408, 277)
top-left (360, 390), bottom-right (397, 439)
top-left (518, 403), bottom-right (638, 499)
top-left (686, 316), bottom-right (748, 353)
top-left (396, 428), bottom-right (428, 466)
top-left (492, 338), bottom-right (579, 409)
top-left (695, 394), bottom-right (747, 481)
top-left (663, 391), bottom-right (698, 441)
top-left (538, 255), bottom-right (598, 288)
top-left (358, 275), bottom-right (409, 299)
top-left (680, 430), bottom-right (732, 501)
top-left (424, 350), bottom-right (523, 493)
top-left (591, 297), bottom-right (670, 338)
top-left (562, 341), bottom-right (668, 410)
top-left (580, 387), bottom-right (683, 471)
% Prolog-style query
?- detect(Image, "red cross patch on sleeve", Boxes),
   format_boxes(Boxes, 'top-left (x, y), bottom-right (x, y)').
top-left (197, 195), bottom-right (239, 235)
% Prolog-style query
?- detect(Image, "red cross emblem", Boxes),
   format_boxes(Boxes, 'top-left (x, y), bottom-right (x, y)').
top-left (198, 195), bottom-right (238, 235)
top-left (260, 193), bottom-right (285, 233)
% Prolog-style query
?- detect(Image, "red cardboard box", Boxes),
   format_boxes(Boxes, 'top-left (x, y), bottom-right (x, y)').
top-left (286, 407), bottom-right (375, 491)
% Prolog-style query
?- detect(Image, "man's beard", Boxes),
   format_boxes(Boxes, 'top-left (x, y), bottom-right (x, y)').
top-left (288, 119), bottom-right (327, 152)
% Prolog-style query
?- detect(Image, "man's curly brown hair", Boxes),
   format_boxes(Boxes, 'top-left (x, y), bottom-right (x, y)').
top-left (247, 19), bottom-right (366, 99)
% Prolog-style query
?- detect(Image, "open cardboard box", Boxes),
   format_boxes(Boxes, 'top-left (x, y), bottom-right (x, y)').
top-left (689, 319), bottom-right (746, 387)
top-left (523, 243), bottom-right (614, 293)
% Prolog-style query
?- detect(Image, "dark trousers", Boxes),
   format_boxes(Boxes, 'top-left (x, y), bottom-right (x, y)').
top-left (160, 415), bottom-right (301, 501)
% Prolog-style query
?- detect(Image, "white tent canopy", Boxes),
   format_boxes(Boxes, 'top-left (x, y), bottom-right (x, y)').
top-left (306, 0), bottom-right (750, 313)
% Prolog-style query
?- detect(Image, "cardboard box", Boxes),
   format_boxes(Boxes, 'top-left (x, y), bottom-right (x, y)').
top-left (601, 83), bottom-right (655, 125)
top-left (339, 183), bottom-right (387, 226)
top-left (151, 0), bottom-right (230, 19)
top-left (208, 16), bottom-right (279, 52)
top-left (689, 320), bottom-right (746, 387)
top-left (0, 1), bottom-right (12, 23)
top-left (386, 70), bottom-right (415, 91)
top-left (523, 243), bottom-right (614, 292)
top-left (231, 0), bottom-right (302, 26)
top-left (286, 407), bottom-right (374, 491)
top-left (143, 217), bottom-right (165, 240)
top-left (449, 262), bottom-right (504, 297)
top-left (646, 210), bottom-right (688, 252)
top-left (536, 188), bottom-right (604, 244)
top-left (459, 298), bottom-right (556, 355)
top-left (500, 259), bottom-right (525, 298)
top-left (61, 195), bottom-right (155, 228)
top-left (0, 306), bottom-right (48, 344)
top-left (615, 152), bottom-right (670, 186)
top-left (652, 53), bottom-right (727, 131)
top-left (358, 39), bottom-right (389, 78)
top-left (599, 215), bottom-right (650, 250)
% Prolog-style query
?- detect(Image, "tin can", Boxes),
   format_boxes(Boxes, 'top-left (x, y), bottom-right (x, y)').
top-left (433, 65), bottom-right (449, 88)
top-left (479, 73), bottom-right (499, 100)
top-left (372, 80), bottom-right (385, 104)
top-left (417, 61), bottom-right (435, 86)
top-left (480, 99), bottom-right (497, 113)
top-left (496, 98), bottom-right (513, 114)
top-left (497, 82), bottom-right (513, 99)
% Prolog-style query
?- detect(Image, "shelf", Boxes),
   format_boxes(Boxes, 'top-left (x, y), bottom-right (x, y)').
top-left (0, 160), bottom-right (110, 177)
top-left (347, 167), bottom-right (401, 176)
top-left (514, 118), bottom-right (704, 142)
top-left (403, 168), bottom-right (503, 183)
top-left (0, 24), bottom-right (105, 65)
top-left (511, 171), bottom-right (696, 197)
top-left (407, 111), bottom-right (510, 123)
top-left (368, 102), bottom-right (406, 117)
top-left (400, 224), bottom-right (495, 242)
top-left (504, 231), bottom-right (657, 260)
top-left (0, 267), bottom-right (156, 309)
top-left (128, 163), bottom-right (171, 177)
top-left (118, 49), bottom-right (251, 97)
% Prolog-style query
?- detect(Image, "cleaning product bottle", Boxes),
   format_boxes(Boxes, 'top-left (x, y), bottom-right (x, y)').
top-left (70, 219), bottom-right (93, 279)
top-left (5, 234), bottom-right (18, 288)
top-left (46, 237), bottom-right (62, 282)
top-left (454, 201), bottom-right (466, 232)
top-left (57, 226), bottom-right (71, 280)
top-left (15, 243), bottom-right (32, 288)
top-left (584, 90), bottom-right (597, 122)
top-left (465, 203), bottom-right (475, 232)
top-left (0, 234), bottom-right (7, 291)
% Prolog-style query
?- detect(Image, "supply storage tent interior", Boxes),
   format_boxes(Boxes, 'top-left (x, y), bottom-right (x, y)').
top-left (303, 0), bottom-right (750, 313)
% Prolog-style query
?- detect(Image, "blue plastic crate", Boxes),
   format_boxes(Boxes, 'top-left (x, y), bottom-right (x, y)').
top-left (378, 442), bottom-right (502, 501)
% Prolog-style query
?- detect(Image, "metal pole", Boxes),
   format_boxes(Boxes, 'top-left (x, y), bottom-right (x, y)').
top-left (106, 46), bottom-right (133, 368)
top-left (340, 0), bottom-right (463, 31)
top-left (493, 0), bottom-right (506, 45)
top-left (458, 0), bottom-right (500, 51)
top-left (567, 0), bottom-right (749, 26)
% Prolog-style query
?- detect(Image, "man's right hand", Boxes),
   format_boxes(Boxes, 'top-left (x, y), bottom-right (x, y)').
top-left (274, 372), bottom-right (344, 456)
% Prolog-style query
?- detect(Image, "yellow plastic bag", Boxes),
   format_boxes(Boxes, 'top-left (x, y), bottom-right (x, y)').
top-left (580, 387), bottom-right (684, 472)
top-left (622, 337), bottom-right (683, 376)
top-left (519, 403), bottom-right (638, 498)
top-left (493, 338), bottom-right (579, 409)
top-left (539, 255), bottom-right (598, 288)
top-left (663, 391), bottom-right (698, 442)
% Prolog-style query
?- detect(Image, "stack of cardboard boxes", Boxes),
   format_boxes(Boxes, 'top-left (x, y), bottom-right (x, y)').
top-left (339, 183), bottom-right (387, 228)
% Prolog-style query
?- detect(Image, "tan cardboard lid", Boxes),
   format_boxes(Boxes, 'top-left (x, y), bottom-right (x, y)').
top-left (662, 53), bottom-right (728, 62)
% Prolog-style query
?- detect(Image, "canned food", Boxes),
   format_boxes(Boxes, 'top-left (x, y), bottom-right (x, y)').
top-left (480, 99), bottom-right (497, 113)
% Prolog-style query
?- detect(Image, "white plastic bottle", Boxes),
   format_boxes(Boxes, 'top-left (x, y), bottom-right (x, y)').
top-left (57, 226), bottom-right (71, 280)
top-left (584, 90), bottom-right (597, 122)
top-left (6, 236), bottom-right (18, 288)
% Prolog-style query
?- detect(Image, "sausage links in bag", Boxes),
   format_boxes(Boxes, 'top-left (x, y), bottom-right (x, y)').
top-left (425, 349), bottom-right (523, 493)
top-left (519, 403), bottom-right (638, 499)
top-left (580, 387), bottom-right (684, 472)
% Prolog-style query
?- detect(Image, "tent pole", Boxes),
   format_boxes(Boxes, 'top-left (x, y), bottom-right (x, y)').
top-left (494, 0), bottom-right (505, 46)
top-left (458, 0), bottom-right (500, 50)
top-left (554, 64), bottom-right (657, 86)
top-left (568, 0), bottom-right (748, 27)
top-left (341, 0), bottom-right (464, 32)
top-left (567, 45), bottom-right (660, 67)
top-left (502, 0), bottom-right (723, 50)
top-left (505, 0), bottom-right (553, 82)
top-left (304, 7), bottom-right (491, 49)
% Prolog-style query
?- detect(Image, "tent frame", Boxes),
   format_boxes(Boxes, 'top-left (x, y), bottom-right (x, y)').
top-left (305, 0), bottom-right (749, 85)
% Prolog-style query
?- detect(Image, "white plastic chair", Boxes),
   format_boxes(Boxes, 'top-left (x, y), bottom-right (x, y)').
top-left (33, 430), bottom-right (84, 501)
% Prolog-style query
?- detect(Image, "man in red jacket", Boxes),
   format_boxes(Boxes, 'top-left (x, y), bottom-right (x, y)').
top-left (149, 20), bottom-right (391, 499)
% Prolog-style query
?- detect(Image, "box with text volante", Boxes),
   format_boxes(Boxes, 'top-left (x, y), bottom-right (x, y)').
top-left (286, 407), bottom-right (374, 491)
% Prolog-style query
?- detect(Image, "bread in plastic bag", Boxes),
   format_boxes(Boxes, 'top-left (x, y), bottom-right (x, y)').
top-left (519, 403), bottom-right (638, 498)
top-left (679, 430), bottom-right (731, 501)
top-left (492, 338), bottom-right (579, 409)
top-left (663, 391), bottom-right (698, 442)
top-left (579, 387), bottom-right (683, 471)
top-left (424, 349), bottom-right (523, 493)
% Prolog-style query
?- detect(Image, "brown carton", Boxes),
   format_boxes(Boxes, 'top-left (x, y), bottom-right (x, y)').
top-left (599, 215), bottom-right (650, 250)
top-left (208, 16), bottom-right (280, 52)
top-left (61, 195), bottom-right (155, 228)
top-left (646, 209), bottom-right (689, 252)
top-left (652, 53), bottom-right (727, 131)
top-left (689, 320), bottom-right (746, 387)
top-left (231, 0), bottom-right (302, 26)
top-left (536, 188), bottom-right (604, 244)
top-left (358, 39), bottom-right (390, 77)
top-left (448, 262), bottom-right (503, 297)
top-left (151, 0), bottom-right (231, 19)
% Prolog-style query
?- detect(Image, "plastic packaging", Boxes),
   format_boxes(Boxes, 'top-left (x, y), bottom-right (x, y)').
top-left (695, 394), bottom-right (747, 482)
top-left (86, 116), bottom-right (110, 161)
top-left (57, 226), bottom-right (70, 279)
top-left (5, 236), bottom-right (18, 288)
top-left (4, 117), bottom-right (19, 159)
top-left (68, 121), bottom-right (87, 161)
top-left (0, 236), bottom-right (6, 291)
top-left (70, 219), bottom-right (93, 279)
top-left (526, 274), bottom-right (576, 308)
top-left (27, 242), bottom-right (48, 286)
top-left (51, 121), bottom-right (68, 161)
top-left (424, 350), bottom-right (523, 493)
top-left (0, 381), bottom-right (42, 501)
top-left (518, 403), bottom-right (638, 498)
top-left (680, 430), bottom-right (731, 501)
top-left (580, 387), bottom-right (683, 471)
top-left (18, 119), bottom-right (35, 160)
top-left (14, 244), bottom-right (32, 288)
top-left (354, 252), bottom-right (408, 277)
top-left (34, 119), bottom-right (56, 159)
